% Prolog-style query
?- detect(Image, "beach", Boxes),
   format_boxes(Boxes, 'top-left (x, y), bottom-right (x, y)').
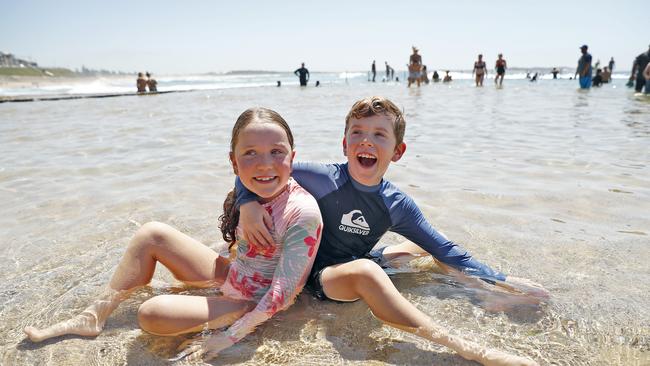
top-left (1, 77), bottom-right (649, 365)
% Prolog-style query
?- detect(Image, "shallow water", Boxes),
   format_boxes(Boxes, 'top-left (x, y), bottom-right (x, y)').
top-left (1, 79), bottom-right (649, 365)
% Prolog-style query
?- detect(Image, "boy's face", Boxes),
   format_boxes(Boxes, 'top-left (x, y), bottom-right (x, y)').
top-left (343, 114), bottom-right (406, 186)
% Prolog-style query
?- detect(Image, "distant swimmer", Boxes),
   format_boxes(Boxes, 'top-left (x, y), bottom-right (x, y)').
top-left (591, 69), bottom-right (603, 87)
top-left (551, 68), bottom-right (559, 79)
top-left (146, 72), bottom-right (157, 92)
top-left (601, 67), bottom-right (611, 83)
top-left (629, 44), bottom-right (650, 93)
top-left (432, 70), bottom-right (440, 82)
top-left (472, 54), bottom-right (487, 87)
top-left (644, 62), bottom-right (650, 94)
top-left (315, 80), bottom-right (320, 87)
top-left (421, 65), bottom-right (430, 84)
top-left (494, 53), bottom-right (507, 86)
top-left (385, 61), bottom-right (390, 80)
top-left (408, 46), bottom-right (422, 88)
top-left (294, 62), bottom-right (310, 86)
top-left (136, 72), bottom-right (147, 93)
top-left (530, 72), bottom-right (538, 82)
top-left (575, 44), bottom-right (592, 89)
top-left (443, 70), bottom-right (452, 82)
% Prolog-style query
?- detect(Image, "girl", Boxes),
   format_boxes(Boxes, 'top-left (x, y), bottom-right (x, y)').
top-left (24, 107), bottom-right (323, 361)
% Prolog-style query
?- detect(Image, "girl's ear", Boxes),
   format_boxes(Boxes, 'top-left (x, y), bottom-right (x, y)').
top-left (289, 149), bottom-right (296, 171)
top-left (229, 152), bottom-right (238, 175)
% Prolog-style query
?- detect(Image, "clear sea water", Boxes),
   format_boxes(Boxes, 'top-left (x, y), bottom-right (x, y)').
top-left (0, 77), bottom-right (648, 365)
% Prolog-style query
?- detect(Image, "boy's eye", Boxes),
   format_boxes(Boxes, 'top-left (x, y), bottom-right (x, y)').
top-left (375, 132), bottom-right (387, 138)
top-left (243, 150), bottom-right (256, 156)
top-left (271, 149), bottom-right (286, 155)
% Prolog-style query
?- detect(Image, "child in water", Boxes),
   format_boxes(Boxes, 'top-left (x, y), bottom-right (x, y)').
top-left (24, 107), bottom-right (323, 361)
top-left (237, 96), bottom-right (546, 365)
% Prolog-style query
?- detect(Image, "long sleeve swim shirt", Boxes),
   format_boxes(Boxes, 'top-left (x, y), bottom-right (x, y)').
top-left (220, 178), bottom-right (322, 344)
top-left (236, 162), bottom-right (505, 282)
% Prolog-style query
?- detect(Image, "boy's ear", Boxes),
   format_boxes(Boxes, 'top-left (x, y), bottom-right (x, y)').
top-left (391, 142), bottom-right (407, 162)
top-left (229, 152), bottom-right (238, 175)
top-left (342, 137), bottom-right (348, 156)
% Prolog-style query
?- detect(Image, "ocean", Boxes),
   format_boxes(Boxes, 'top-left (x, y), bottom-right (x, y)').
top-left (1, 76), bottom-right (648, 365)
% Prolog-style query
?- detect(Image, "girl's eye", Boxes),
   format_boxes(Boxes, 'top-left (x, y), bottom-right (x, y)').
top-left (351, 130), bottom-right (362, 135)
top-left (375, 132), bottom-right (386, 138)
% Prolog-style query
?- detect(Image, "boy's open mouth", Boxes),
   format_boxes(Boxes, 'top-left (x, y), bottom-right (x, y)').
top-left (357, 153), bottom-right (377, 167)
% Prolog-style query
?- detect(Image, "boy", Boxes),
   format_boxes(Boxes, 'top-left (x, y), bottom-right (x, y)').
top-left (236, 96), bottom-right (544, 364)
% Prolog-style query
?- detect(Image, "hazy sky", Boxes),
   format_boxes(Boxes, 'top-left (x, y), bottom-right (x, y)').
top-left (1, 0), bottom-right (647, 74)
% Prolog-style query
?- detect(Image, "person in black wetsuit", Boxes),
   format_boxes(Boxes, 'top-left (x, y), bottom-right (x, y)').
top-left (629, 45), bottom-right (650, 93)
top-left (371, 60), bottom-right (376, 82)
top-left (294, 63), bottom-right (310, 86)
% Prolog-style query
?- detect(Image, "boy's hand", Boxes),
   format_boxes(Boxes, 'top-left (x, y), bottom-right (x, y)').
top-left (240, 201), bottom-right (274, 248)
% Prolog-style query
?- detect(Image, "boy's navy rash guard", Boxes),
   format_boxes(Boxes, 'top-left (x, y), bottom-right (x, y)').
top-left (236, 162), bottom-right (505, 282)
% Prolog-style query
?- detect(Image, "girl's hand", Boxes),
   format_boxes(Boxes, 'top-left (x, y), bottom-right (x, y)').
top-left (240, 201), bottom-right (274, 248)
top-left (174, 332), bottom-right (235, 362)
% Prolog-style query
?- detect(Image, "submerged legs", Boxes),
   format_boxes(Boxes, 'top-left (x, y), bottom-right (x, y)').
top-left (24, 222), bottom-right (229, 342)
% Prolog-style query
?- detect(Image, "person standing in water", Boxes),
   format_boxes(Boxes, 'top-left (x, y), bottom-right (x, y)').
top-left (371, 60), bottom-right (377, 82)
top-left (408, 46), bottom-right (423, 88)
top-left (629, 44), bottom-right (650, 93)
top-left (146, 72), bottom-right (157, 92)
top-left (575, 45), bottom-right (592, 89)
top-left (608, 57), bottom-right (615, 73)
top-left (136, 72), bottom-right (147, 93)
top-left (494, 54), bottom-right (507, 86)
top-left (294, 63), bottom-right (310, 87)
top-left (472, 54), bottom-right (487, 87)
top-left (551, 68), bottom-right (560, 79)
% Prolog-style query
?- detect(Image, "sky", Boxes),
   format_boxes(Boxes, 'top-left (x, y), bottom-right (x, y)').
top-left (1, 0), bottom-right (647, 74)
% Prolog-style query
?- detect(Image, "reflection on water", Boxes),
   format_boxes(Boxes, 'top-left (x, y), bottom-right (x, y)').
top-left (1, 79), bottom-right (649, 365)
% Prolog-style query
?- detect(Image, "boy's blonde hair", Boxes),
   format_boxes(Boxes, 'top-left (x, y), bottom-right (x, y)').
top-left (344, 96), bottom-right (406, 145)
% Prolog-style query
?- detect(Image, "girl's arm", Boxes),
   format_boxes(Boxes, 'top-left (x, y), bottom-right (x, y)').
top-left (181, 212), bottom-right (322, 361)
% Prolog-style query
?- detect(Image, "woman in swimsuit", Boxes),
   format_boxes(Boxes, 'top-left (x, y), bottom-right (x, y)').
top-left (473, 54), bottom-right (487, 87)
top-left (495, 54), bottom-right (507, 86)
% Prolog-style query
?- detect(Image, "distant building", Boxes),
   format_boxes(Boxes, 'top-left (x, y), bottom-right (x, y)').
top-left (0, 51), bottom-right (38, 68)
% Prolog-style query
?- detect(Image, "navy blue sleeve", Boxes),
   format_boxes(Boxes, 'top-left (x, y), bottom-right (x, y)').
top-left (235, 177), bottom-right (257, 206)
top-left (386, 190), bottom-right (506, 281)
top-left (235, 162), bottom-right (343, 206)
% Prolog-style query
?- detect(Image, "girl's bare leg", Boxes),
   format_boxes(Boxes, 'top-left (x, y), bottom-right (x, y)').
top-left (24, 222), bottom-right (229, 342)
top-left (321, 259), bottom-right (538, 366)
top-left (137, 295), bottom-right (253, 336)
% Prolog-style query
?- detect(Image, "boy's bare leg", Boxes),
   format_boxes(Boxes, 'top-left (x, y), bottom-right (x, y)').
top-left (320, 260), bottom-right (538, 366)
top-left (24, 222), bottom-right (229, 342)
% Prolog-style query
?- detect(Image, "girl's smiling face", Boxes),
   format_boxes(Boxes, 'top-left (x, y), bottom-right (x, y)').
top-left (231, 122), bottom-right (295, 202)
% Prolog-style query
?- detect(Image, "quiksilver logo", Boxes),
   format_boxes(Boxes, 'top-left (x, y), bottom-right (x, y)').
top-left (339, 210), bottom-right (370, 235)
